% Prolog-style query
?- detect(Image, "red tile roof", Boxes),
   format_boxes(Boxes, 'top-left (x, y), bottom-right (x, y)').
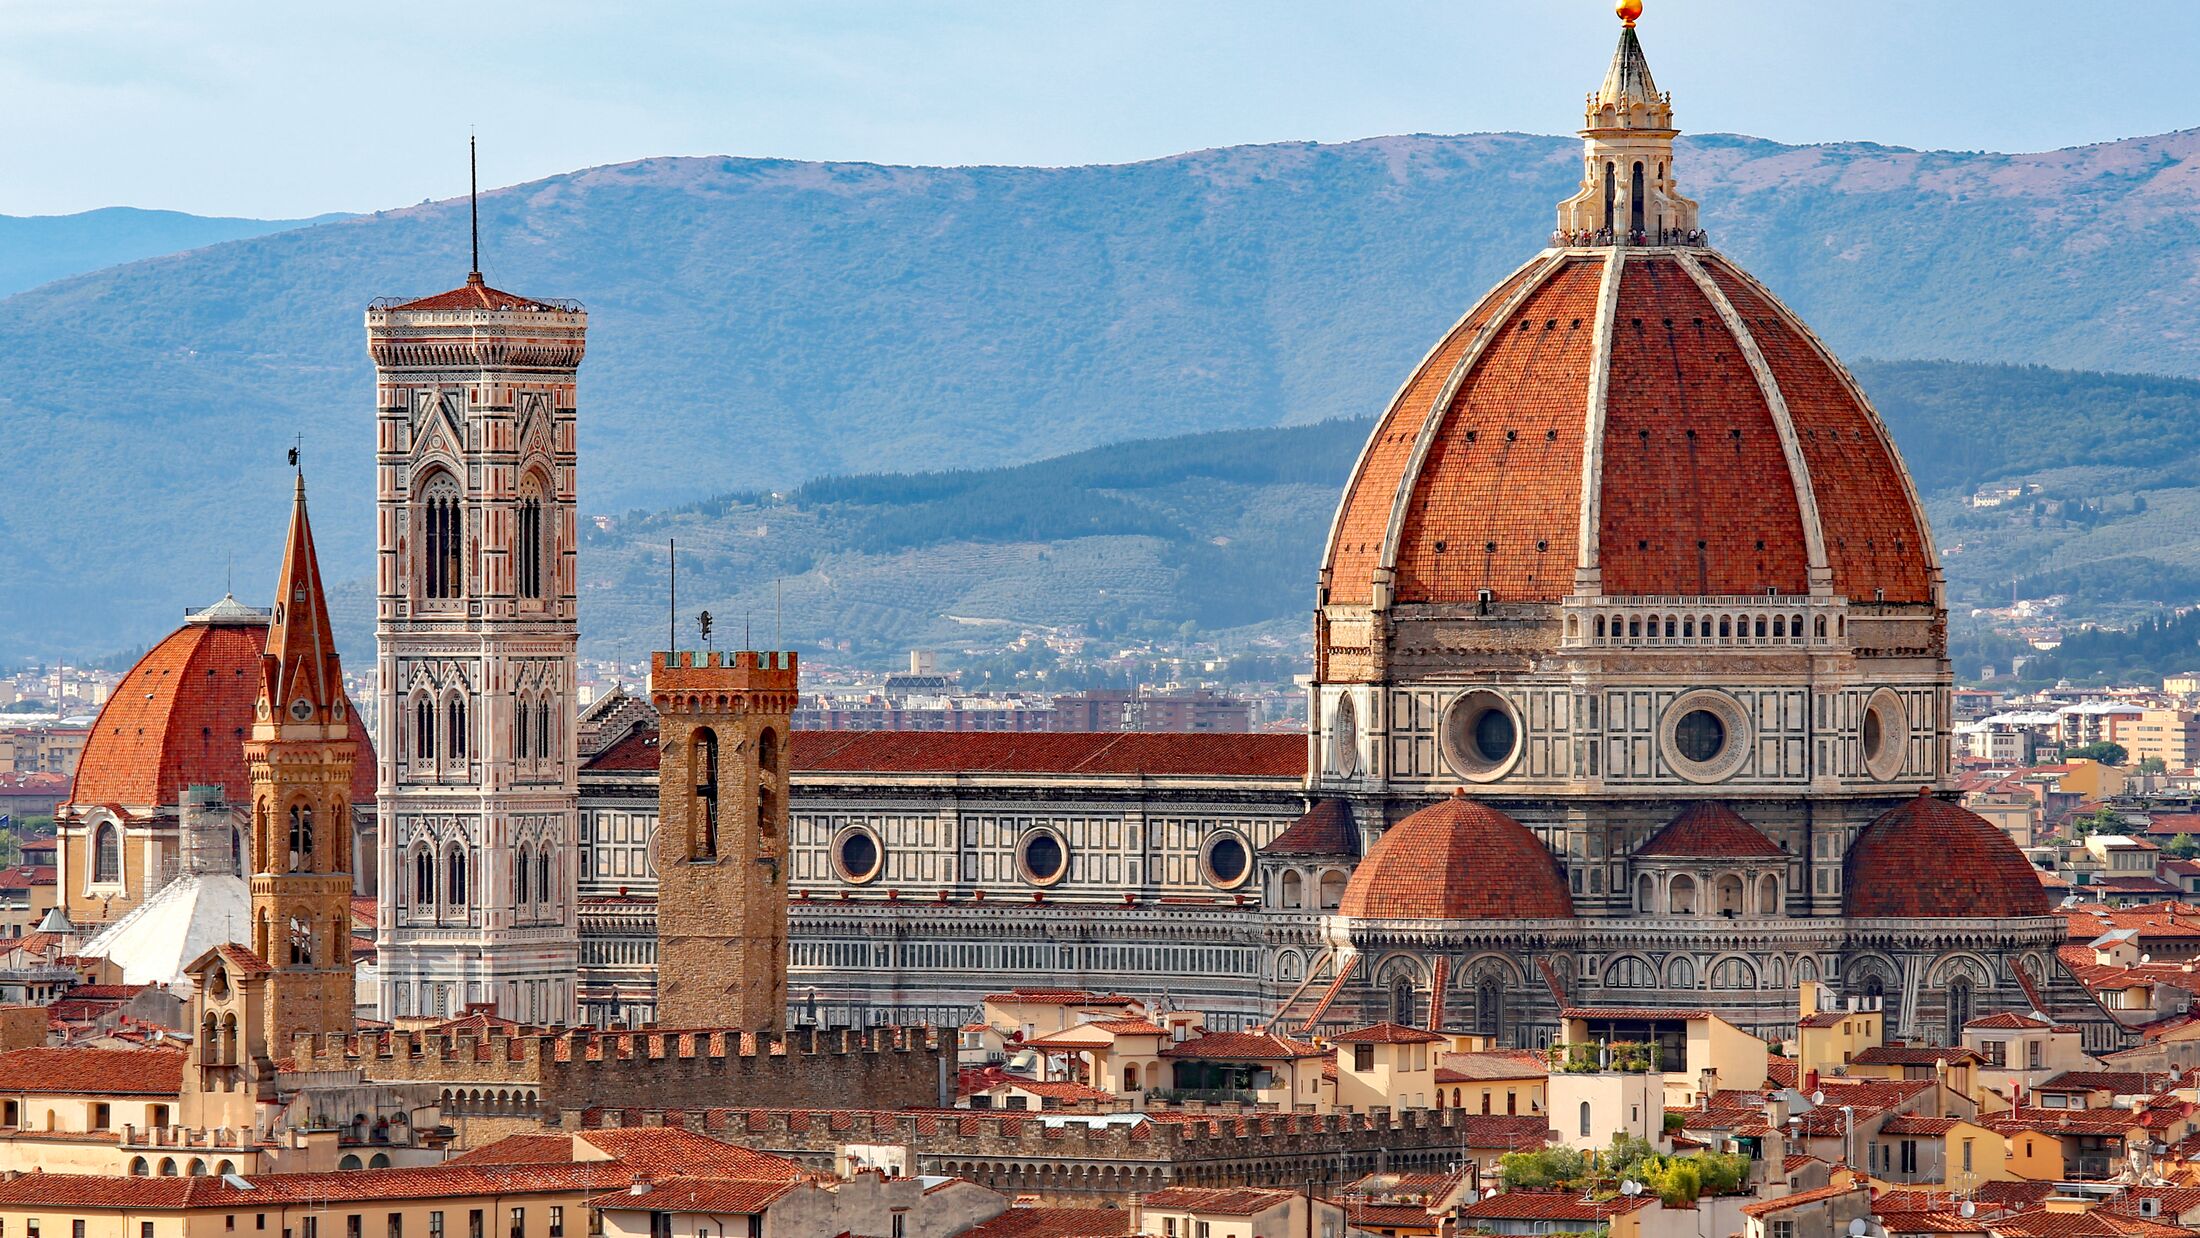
top-left (584, 1176), bottom-right (800, 1214)
top-left (959, 1206), bottom-right (1133, 1238)
top-left (1159, 1031), bottom-right (1325, 1061)
top-left (1261, 798), bottom-right (1361, 857)
top-left (1333, 1022), bottom-right (1448, 1045)
top-left (1140, 1186), bottom-right (1301, 1216)
top-left (1323, 251), bottom-right (1933, 609)
top-left (0, 1046), bottom-right (184, 1096)
top-left (452, 1128), bottom-right (804, 1181)
top-left (791, 730), bottom-right (1304, 778)
top-left (1967, 1012), bottom-right (2057, 1031)
top-left (1739, 1183), bottom-right (1869, 1218)
top-left (1338, 792), bottom-right (1572, 921)
top-left (69, 614), bottom-right (374, 809)
top-left (1635, 801), bottom-right (1784, 858)
top-left (1460, 1191), bottom-right (1655, 1221)
top-left (1852, 1045), bottom-right (1984, 1067)
top-left (388, 276), bottom-right (563, 312)
top-left (1845, 792), bottom-right (2052, 919)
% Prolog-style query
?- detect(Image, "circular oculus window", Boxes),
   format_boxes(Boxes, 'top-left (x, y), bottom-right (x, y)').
top-left (1860, 688), bottom-right (1908, 782)
top-left (1658, 690), bottom-right (1753, 784)
top-left (1327, 694), bottom-right (1359, 777)
top-left (1202, 832), bottom-right (1252, 890)
top-left (832, 826), bottom-right (884, 884)
top-left (1019, 829), bottom-right (1069, 886)
top-left (1440, 689), bottom-right (1523, 782)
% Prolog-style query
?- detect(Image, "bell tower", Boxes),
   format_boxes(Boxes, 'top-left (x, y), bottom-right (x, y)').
top-left (244, 474), bottom-right (357, 1046)
top-left (650, 648), bottom-right (798, 1029)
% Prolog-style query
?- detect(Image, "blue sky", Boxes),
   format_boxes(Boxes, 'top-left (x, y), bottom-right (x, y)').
top-left (3, 0), bottom-right (2193, 218)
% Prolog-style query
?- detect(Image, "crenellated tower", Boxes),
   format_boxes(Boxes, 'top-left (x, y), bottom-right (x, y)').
top-left (243, 474), bottom-right (358, 1044)
top-left (650, 649), bottom-right (798, 1029)
top-left (368, 252), bottom-right (587, 1024)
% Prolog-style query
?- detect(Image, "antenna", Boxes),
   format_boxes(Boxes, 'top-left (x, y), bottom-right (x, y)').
top-left (469, 132), bottom-right (481, 281)
top-left (667, 539), bottom-right (677, 654)
top-left (775, 578), bottom-right (783, 651)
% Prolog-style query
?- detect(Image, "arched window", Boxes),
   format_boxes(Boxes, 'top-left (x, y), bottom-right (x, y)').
top-left (1123, 1064), bottom-right (1140, 1091)
top-left (1664, 616), bottom-right (1677, 639)
top-left (692, 728), bottom-right (720, 860)
top-left (1476, 977), bottom-right (1504, 1038)
top-left (1772, 615), bottom-right (1786, 638)
top-left (129, 1157), bottom-right (149, 1176)
top-left (1682, 617), bottom-right (1695, 638)
top-left (1769, 955), bottom-right (1787, 989)
top-left (516, 481), bottom-right (545, 601)
top-left (1755, 616), bottom-right (1768, 639)
top-left (514, 845), bottom-right (532, 906)
top-left (1318, 870), bottom-right (1346, 911)
top-left (537, 851), bottom-right (551, 909)
top-left (414, 694), bottom-right (436, 761)
top-left (758, 727), bottom-right (780, 774)
top-left (446, 846), bottom-right (467, 907)
top-left (1947, 978), bottom-right (1974, 1043)
top-left (288, 915), bottom-right (313, 966)
top-left (758, 783), bottom-right (779, 840)
top-left (1389, 978), bottom-right (1415, 1027)
top-left (1602, 160), bottom-right (1616, 230)
top-left (1595, 616), bottom-right (1606, 640)
top-left (287, 804), bottom-right (313, 872)
top-left (1667, 875), bottom-right (1697, 915)
top-left (92, 822), bottom-right (121, 884)
top-left (1715, 874), bottom-right (1744, 916)
top-left (539, 700), bottom-right (556, 760)
top-left (1711, 957), bottom-right (1756, 990)
top-left (228, 826), bottom-right (244, 877)
top-left (420, 474), bottom-right (463, 600)
top-left (516, 693), bottom-right (533, 763)
top-left (220, 1013), bottom-right (237, 1065)
top-left (1718, 617), bottom-right (1731, 638)
top-left (1757, 873), bottom-right (1780, 915)
top-left (447, 694), bottom-right (467, 762)
top-left (1280, 871), bottom-right (1304, 909)
top-left (414, 846), bottom-right (434, 908)
top-left (1635, 873), bottom-right (1656, 912)
top-left (1666, 956), bottom-right (1696, 989)
top-left (1605, 956), bottom-right (1656, 988)
top-left (1630, 161), bottom-right (1646, 234)
top-left (1816, 615), bottom-right (1829, 639)
top-left (1580, 1100), bottom-right (1593, 1139)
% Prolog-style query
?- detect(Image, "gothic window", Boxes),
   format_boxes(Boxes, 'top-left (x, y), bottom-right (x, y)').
top-left (413, 694), bottom-right (436, 762)
top-left (92, 822), bottom-right (121, 884)
top-left (537, 851), bottom-right (551, 909)
top-left (514, 845), bottom-right (532, 906)
top-left (1666, 956), bottom-right (1696, 989)
top-left (288, 804), bottom-right (314, 872)
top-left (229, 827), bottom-right (244, 877)
top-left (537, 700), bottom-right (554, 760)
top-left (516, 480), bottom-right (545, 601)
top-left (1389, 979), bottom-right (1415, 1027)
top-left (289, 916), bottom-right (314, 966)
top-left (1604, 956), bottom-right (1655, 988)
top-left (419, 474), bottom-right (464, 601)
top-left (446, 846), bottom-right (468, 908)
top-left (758, 727), bottom-right (780, 774)
top-left (1476, 977), bottom-right (1504, 1038)
top-left (1946, 979), bottom-right (1973, 1043)
top-left (1711, 957), bottom-right (1757, 990)
top-left (757, 783), bottom-right (779, 841)
top-left (691, 728), bottom-right (720, 860)
top-left (413, 846), bottom-right (434, 908)
top-left (516, 694), bottom-right (533, 764)
top-left (447, 694), bottom-right (467, 762)
top-left (1630, 161), bottom-right (1645, 234)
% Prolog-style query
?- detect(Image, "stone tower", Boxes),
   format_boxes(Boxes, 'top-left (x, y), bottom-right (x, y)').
top-left (650, 649), bottom-right (799, 1029)
top-left (243, 474), bottom-right (357, 1045)
top-left (369, 264), bottom-right (587, 1024)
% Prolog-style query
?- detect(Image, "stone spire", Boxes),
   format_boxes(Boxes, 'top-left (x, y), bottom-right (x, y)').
top-left (1554, 1), bottom-right (1702, 245)
top-left (258, 473), bottom-right (344, 729)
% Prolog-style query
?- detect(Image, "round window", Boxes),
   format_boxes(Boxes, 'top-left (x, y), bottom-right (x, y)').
top-left (1860, 688), bottom-right (1908, 782)
top-left (1327, 694), bottom-right (1360, 777)
top-left (289, 699), bottom-right (314, 722)
top-left (1020, 830), bottom-right (1068, 885)
top-left (1440, 690), bottom-right (1523, 782)
top-left (1674, 710), bottom-right (1725, 763)
top-left (1659, 690), bottom-right (1753, 784)
top-left (833, 827), bottom-right (883, 884)
top-left (1203, 833), bottom-right (1251, 889)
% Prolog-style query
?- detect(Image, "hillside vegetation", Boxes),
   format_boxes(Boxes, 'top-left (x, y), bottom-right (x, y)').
top-left (19, 128), bottom-right (2200, 657)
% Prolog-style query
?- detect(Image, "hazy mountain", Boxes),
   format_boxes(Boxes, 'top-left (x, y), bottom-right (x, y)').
top-left (15, 128), bottom-right (2200, 659)
top-left (0, 206), bottom-right (347, 298)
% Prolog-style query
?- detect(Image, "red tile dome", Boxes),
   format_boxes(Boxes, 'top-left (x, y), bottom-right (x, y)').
top-left (1337, 791), bottom-right (1573, 920)
top-left (68, 601), bottom-right (375, 810)
top-left (1320, 248), bottom-right (1936, 611)
top-left (1843, 792), bottom-right (2049, 919)
top-left (1635, 802), bottom-right (1784, 858)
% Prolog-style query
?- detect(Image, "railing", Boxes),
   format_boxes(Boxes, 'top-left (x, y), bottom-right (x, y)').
top-left (1147, 1087), bottom-right (1266, 1106)
top-left (1553, 227), bottom-right (1711, 248)
top-left (1547, 1041), bottom-right (1665, 1075)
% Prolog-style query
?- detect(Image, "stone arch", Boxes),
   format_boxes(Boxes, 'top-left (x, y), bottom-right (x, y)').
top-left (1317, 868), bottom-right (1348, 911)
top-left (1844, 953), bottom-right (1898, 1005)
top-left (1756, 872), bottom-right (1780, 915)
top-left (1276, 949), bottom-right (1305, 983)
top-left (1708, 955), bottom-right (1757, 990)
top-left (1635, 872), bottom-right (1658, 912)
top-left (1603, 954), bottom-right (1657, 989)
top-left (1667, 874), bottom-right (1698, 915)
top-left (1713, 873), bottom-right (1745, 916)
top-left (1664, 955), bottom-right (1697, 989)
top-left (1280, 870), bottom-right (1305, 909)
top-left (1928, 952), bottom-right (1993, 989)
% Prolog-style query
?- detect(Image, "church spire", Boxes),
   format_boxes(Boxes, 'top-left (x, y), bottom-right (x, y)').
top-left (259, 471), bottom-right (345, 731)
top-left (1553, 1), bottom-right (1702, 247)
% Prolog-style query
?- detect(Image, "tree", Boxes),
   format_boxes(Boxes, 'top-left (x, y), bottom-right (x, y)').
top-left (2063, 741), bottom-right (2129, 766)
top-left (2140, 756), bottom-right (2168, 774)
top-left (2071, 806), bottom-right (2127, 838)
top-left (2168, 834), bottom-right (2200, 860)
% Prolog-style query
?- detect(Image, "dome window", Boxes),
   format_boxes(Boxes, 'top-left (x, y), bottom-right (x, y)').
top-left (1659, 690), bottom-right (1753, 784)
top-left (1860, 688), bottom-right (1908, 782)
top-left (833, 826), bottom-right (884, 885)
top-left (1201, 833), bottom-right (1252, 890)
top-left (1441, 690), bottom-right (1523, 783)
top-left (1327, 694), bottom-right (1359, 778)
top-left (1019, 829), bottom-right (1069, 886)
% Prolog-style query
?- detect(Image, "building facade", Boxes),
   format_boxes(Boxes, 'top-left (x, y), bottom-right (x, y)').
top-left (368, 268), bottom-right (587, 1024)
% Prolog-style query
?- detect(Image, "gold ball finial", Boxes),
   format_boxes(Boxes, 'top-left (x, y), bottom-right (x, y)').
top-left (1617, 0), bottom-right (1642, 26)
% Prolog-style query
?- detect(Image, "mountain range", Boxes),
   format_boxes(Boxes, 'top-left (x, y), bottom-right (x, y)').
top-left (13, 127), bottom-right (2200, 660)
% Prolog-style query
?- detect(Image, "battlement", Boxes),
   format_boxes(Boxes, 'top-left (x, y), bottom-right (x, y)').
top-left (289, 1025), bottom-right (943, 1115)
top-left (650, 650), bottom-right (800, 714)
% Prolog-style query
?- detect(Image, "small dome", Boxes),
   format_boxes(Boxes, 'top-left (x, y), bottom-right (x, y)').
top-left (1337, 792), bottom-right (1573, 920)
top-left (1635, 802), bottom-right (1783, 858)
top-left (69, 610), bottom-right (375, 810)
top-left (1843, 793), bottom-right (2049, 919)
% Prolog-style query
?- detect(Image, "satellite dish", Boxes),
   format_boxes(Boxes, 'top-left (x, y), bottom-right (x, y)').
top-left (1849, 1220), bottom-right (1871, 1237)
top-left (1485, 1187), bottom-right (1499, 1199)
top-left (1961, 1203), bottom-right (1977, 1218)
top-left (1621, 1181), bottom-right (1643, 1197)
top-left (2144, 953), bottom-right (2154, 964)
top-left (1812, 1090), bottom-right (1826, 1106)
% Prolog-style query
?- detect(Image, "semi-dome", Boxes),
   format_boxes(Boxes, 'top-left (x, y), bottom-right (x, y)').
top-left (1634, 802), bottom-right (1783, 859)
top-left (1337, 790), bottom-right (1572, 920)
top-left (1843, 792), bottom-right (2050, 919)
top-left (69, 598), bottom-right (375, 810)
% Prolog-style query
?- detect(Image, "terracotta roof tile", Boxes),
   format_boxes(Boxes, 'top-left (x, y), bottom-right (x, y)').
top-left (1338, 792), bottom-right (1572, 921)
top-left (1635, 801), bottom-right (1785, 858)
top-left (1260, 798), bottom-right (1361, 857)
top-left (0, 1046), bottom-right (184, 1096)
top-left (1845, 792), bottom-right (2051, 919)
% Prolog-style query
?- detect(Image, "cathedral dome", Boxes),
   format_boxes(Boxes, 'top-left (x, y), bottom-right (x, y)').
top-left (1337, 791), bottom-right (1572, 920)
top-left (69, 599), bottom-right (375, 810)
top-left (1320, 248), bottom-right (1936, 610)
top-left (1842, 792), bottom-right (2049, 920)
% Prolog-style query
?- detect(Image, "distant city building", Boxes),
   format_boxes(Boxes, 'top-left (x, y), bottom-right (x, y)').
top-left (1051, 688), bottom-right (1253, 733)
